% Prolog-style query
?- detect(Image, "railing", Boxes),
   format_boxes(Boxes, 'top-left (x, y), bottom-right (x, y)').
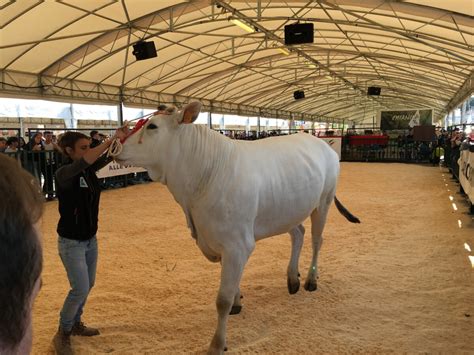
top-left (341, 136), bottom-right (433, 163)
top-left (2, 150), bottom-right (150, 200)
top-left (3, 125), bottom-right (470, 201)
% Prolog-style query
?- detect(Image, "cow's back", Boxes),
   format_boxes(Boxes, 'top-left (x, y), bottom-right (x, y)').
top-left (236, 133), bottom-right (339, 239)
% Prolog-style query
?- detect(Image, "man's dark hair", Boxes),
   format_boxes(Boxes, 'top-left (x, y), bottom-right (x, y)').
top-left (0, 137), bottom-right (6, 142)
top-left (90, 130), bottom-right (99, 138)
top-left (6, 137), bottom-right (19, 146)
top-left (157, 104), bottom-right (167, 111)
top-left (0, 154), bottom-right (43, 350)
top-left (58, 131), bottom-right (89, 157)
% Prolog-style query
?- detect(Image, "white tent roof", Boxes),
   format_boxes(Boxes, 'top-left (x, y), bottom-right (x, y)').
top-left (1, 0), bottom-right (472, 123)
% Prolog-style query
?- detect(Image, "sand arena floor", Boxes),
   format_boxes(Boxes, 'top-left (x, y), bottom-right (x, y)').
top-left (34, 162), bottom-right (473, 354)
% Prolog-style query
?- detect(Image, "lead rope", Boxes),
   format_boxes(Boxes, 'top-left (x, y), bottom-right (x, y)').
top-left (106, 120), bottom-right (128, 158)
top-left (107, 137), bottom-right (123, 158)
top-left (106, 111), bottom-right (158, 158)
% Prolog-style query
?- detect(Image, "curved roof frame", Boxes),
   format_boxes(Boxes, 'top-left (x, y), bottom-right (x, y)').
top-left (0, 0), bottom-right (472, 123)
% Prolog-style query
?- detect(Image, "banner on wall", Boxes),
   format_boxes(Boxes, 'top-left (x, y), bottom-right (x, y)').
top-left (380, 109), bottom-right (433, 130)
top-left (319, 137), bottom-right (342, 160)
top-left (458, 149), bottom-right (474, 204)
top-left (96, 161), bottom-right (147, 178)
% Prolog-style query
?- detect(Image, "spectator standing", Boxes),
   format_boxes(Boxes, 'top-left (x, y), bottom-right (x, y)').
top-left (0, 137), bottom-right (6, 152)
top-left (89, 130), bottom-right (101, 148)
top-left (0, 154), bottom-right (44, 355)
top-left (18, 136), bottom-right (27, 150)
top-left (450, 130), bottom-right (462, 177)
top-left (5, 137), bottom-right (20, 153)
top-left (25, 132), bottom-right (44, 182)
top-left (430, 142), bottom-right (444, 166)
top-left (43, 131), bottom-right (59, 200)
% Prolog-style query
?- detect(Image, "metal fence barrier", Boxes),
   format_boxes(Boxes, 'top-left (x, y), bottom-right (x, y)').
top-left (340, 137), bottom-right (434, 163)
top-left (3, 150), bottom-right (151, 200)
top-left (3, 125), bottom-right (469, 200)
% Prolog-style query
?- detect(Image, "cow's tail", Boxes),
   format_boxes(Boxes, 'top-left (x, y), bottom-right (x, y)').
top-left (334, 196), bottom-right (360, 223)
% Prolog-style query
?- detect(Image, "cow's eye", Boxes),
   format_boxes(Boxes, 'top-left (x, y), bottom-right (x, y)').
top-left (147, 123), bottom-right (158, 130)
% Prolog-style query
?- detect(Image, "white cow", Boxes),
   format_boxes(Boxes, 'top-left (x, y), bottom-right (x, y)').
top-left (116, 102), bottom-right (360, 354)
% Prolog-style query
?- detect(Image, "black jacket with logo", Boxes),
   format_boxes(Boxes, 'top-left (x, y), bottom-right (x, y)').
top-left (56, 155), bottom-right (112, 240)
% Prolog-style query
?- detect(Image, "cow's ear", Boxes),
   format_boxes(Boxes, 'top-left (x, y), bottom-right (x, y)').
top-left (179, 101), bottom-right (202, 124)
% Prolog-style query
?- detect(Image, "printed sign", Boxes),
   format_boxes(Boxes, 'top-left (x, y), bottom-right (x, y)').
top-left (459, 149), bottom-right (473, 204)
top-left (380, 109), bottom-right (433, 130)
top-left (319, 137), bottom-right (342, 160)
top-left (96, 161), bottom-right (147, 178)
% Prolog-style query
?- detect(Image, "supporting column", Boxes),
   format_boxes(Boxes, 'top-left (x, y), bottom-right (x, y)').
top-left (257, 113), bottom-right (261, 138)
top-left (66, 103), bottom-right (77, 129)
top-left (117, 92), bottom-right (124, 126)
top-left (117, 102), bottom-right (124, 126)
top-left (19, 117), bottom-right (24, 137)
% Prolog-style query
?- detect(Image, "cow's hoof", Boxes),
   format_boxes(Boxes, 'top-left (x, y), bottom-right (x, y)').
top-left (304, 280), bottom-right (317, 292)
top-left (224, 346), bottom-right (228, 352)
top-left (230, 305), bottom-right (242, 315)
top-left (287, 278), bottom-right (300, 294)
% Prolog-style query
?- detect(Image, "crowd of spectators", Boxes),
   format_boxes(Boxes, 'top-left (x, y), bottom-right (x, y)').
top-left (216, 126), bottom-right (473, 167)
top-left (443, 128), bottom-right (474, 178)
top-left (1, 125), bottom-right (472, 201)
top-left (1, 130), bottom-right (110, 198)
top-left (1, 131), bottom-right (60, 200)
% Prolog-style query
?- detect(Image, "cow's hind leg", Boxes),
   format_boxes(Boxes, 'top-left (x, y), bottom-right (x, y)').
top-left (229, 288), bottom-right (242, 315)
top-left (287, 224), bottom-right (305, 294)
top-left (208, 243), bottom-right (253, 355)
top-left (304, 204), bottom-right (330, 292)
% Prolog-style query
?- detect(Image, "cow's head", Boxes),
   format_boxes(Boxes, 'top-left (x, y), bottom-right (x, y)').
top-left (116, 101), bottom-right (202, 181)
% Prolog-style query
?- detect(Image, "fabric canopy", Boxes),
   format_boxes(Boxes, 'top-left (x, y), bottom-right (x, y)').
top-left (1, 0), bottom-right (472, 123)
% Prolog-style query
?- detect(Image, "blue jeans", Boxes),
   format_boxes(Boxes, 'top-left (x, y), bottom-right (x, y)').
top-left (58, 236), bottom-right (98, 332)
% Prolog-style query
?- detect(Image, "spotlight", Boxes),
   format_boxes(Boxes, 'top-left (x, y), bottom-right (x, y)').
top-left (229, 17), bottom-right (255, 33)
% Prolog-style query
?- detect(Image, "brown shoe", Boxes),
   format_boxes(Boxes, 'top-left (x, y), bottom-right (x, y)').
top-left (53, 327), bottom-right (73, 355)
top-left (71, 322), bottom-right (100, 336)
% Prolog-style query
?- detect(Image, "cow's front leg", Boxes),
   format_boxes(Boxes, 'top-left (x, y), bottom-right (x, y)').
top-left (287, 224), bottom-right (305, 294)
top-left (208, 246), bottom-right (253, 355)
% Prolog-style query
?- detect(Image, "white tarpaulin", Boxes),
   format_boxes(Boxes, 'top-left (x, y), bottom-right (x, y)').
top-left (458, 149), bottom-right (474, 204)
top-left (0, 1), bottom-right (471, 124)
top-left (96, 161), bottom-right (147, 179)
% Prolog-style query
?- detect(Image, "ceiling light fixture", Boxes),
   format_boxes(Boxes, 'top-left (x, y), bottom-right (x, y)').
top-left (277, 47), bottom-right (290, 55)
top-left (229, 18), bottom-right (255, 33)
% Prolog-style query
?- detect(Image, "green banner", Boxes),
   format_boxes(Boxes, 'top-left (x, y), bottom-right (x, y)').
top-left (380, 109), bottom-right (432, 130)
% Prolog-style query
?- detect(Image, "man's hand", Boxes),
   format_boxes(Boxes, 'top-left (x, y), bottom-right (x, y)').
top-left (114, 126), bottom-right (129, 141)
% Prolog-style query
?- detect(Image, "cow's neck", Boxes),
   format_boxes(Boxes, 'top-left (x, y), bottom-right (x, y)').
top-left (165, 124), bottom-right (234, 205)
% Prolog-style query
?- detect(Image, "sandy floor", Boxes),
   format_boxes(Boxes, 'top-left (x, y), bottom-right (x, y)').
top-left (34, 162), bottom-right (473, 354)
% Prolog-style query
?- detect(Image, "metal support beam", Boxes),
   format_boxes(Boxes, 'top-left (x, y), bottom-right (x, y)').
top-left (214, 1), bottom-right (388, 111)
top-left (444, 71), bottom-right (473, 114)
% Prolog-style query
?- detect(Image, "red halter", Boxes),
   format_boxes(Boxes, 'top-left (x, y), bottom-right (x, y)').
top-left (120, 118), bottom-right (149, 143)
top-left (119, 110), bottom-right (172, 143)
